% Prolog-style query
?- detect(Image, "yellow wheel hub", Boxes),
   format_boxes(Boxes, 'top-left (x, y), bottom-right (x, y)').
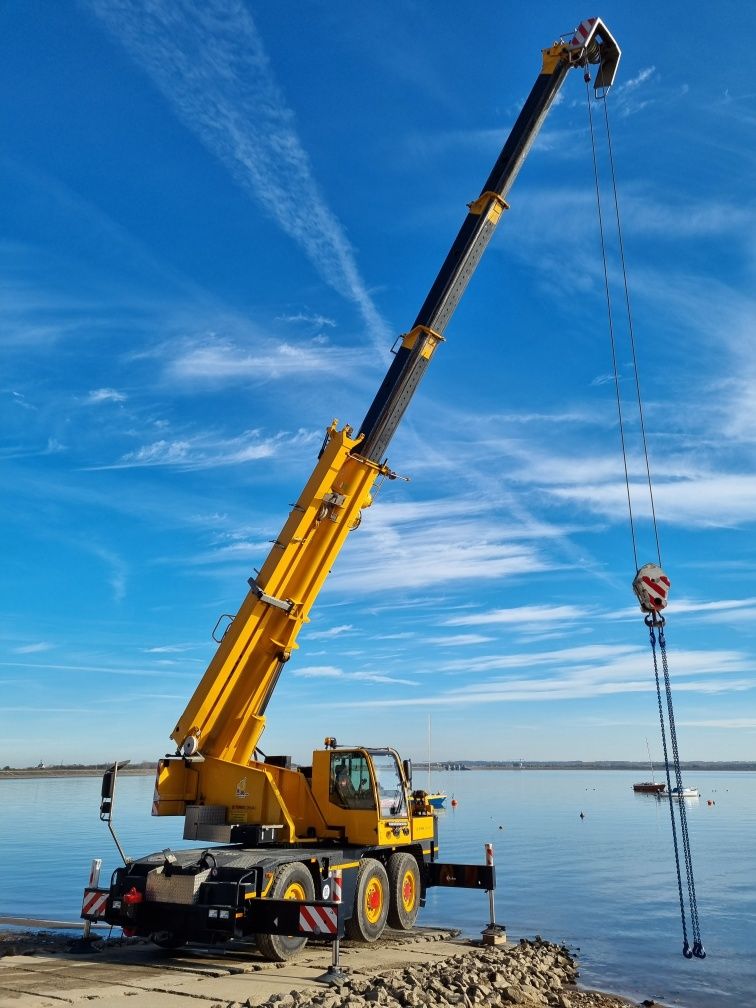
top-left (284, 882), bottom-right (306, 900)
top-left (401, 870), bottom-right (415, 912)
top-left (364, 877), bottom-right (384, 924)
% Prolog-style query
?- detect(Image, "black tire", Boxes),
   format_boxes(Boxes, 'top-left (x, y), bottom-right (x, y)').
top-left (256, 862), bottom-right (315, 962)
top-left (151, 930), bottom-right (187, 950)
top-left (387, 852), bottom-right (420, 930)
top-left (345, 858), bottom-right (389, 942)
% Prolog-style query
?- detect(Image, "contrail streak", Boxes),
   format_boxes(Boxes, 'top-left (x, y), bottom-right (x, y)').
top-left (86, 0), bottom-right (391, 351)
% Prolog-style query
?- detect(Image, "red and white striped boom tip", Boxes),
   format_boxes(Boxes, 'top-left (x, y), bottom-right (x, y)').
top-left (568, 17), bottom-right (621, 90)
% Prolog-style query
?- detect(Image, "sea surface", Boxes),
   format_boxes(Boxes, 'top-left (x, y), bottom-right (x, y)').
top-left (1, 769), bottom-right (753, 1008)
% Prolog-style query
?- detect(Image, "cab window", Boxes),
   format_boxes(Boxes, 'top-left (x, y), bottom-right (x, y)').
top-left (329, 752), bottom-right (375, 810)
top-left (371, 751), bottom-right (406, 818)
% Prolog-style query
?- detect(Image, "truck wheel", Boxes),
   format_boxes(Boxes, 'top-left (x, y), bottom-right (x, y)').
top-left (151, 930), bottom-right (187, 949)
top-left (256, 862), bottom-right (315, 962)
top-left (387, 852), bottom-right (420, 930)
top-left (345, 858), bottom-right (389, 942)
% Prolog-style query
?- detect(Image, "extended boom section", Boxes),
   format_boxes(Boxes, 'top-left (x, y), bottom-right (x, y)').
top-left (357, 17), bottom-right (620, 463)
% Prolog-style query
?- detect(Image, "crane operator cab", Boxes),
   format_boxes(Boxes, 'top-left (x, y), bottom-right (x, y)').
top-left (312, 745), bottom-right (434, 847)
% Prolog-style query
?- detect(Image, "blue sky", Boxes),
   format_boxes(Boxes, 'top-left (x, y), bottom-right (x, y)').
top-left (2, 2), bottom-right (755, 767)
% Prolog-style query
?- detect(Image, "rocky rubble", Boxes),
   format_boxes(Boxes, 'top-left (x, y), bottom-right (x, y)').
top-left (247, 939), bottom-right (645, 1008)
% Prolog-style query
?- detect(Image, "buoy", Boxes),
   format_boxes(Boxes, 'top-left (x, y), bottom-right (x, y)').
top-left (451, 798), bottom-right (458, 807)
top-left (579, 811), bottom-right (585, 819)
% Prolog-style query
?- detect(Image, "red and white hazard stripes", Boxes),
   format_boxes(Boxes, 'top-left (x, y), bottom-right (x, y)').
top-left (81, 888), bottom-right (109, 919)
top-left (569, 18), bottom-right (597, 50)
top-left (299, 904), bottom-right (338, 935)
top-left (632, 563), bottom-right (671, 614)
top-left (485, 843), bottom-right (494, 867)
top-left (331, 868), bottom-right (343, 905)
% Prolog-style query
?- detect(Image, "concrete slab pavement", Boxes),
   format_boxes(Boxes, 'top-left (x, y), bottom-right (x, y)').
top-left (0, 928), bottom-right (470, 1008)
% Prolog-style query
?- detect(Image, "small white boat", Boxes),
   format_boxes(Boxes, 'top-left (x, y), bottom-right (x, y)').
top-left (664, 786), bottom-right (699, 799)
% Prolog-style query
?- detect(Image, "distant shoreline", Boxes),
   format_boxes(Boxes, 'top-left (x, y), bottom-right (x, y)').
top-left (1, 761), bottom-right (753, 780)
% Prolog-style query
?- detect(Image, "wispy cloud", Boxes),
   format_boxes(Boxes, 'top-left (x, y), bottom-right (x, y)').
top-left (291, 664), bottom-right (418, 687)
top-left (143, 644), bottom-right (197, 654)
top-left (291, 665), bottom-right (344, 679)
top-left (611, 65), bottom-right (657, 117)
top-left (277, 312), bottom-right (336, 330)
top-left (424, 633), bottom-right (493, 647)
top-left (333, 643), bottom-right (752, 708)
top-left (83, 388), bottom-right (127, 405)
top-left (161, 334), bottom-right (361, 386)
top-left (86, 0), bottom-right (391, 352)
top-left (12, 642), bottom-right (54, 655)
top-left (306, 625), bottom-right (354, 640)
top-left (5, 389), bottom-right (38, 411)
top-left (88, 544), bottom-right (128, 603)
top-left (443, 604), bottom-right (586, 629)
top-left (87, 426), bottom-right (316, 471)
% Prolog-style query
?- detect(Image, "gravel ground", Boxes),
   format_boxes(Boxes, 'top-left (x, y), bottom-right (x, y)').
top-left (0, 930), bottom-right (669, 1008)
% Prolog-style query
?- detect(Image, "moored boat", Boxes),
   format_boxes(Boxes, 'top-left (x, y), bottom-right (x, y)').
top-left (633, 781), bottom-right (666, 794)
top-left (632, 738), bottom-right (665, 794)
top-left (426, 792), bottom-right (447, 808)
top-left (664, 786), bottom-right (699, 799)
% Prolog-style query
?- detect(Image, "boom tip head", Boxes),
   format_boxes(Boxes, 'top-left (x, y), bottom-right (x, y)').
top-left (569, 17), bottom-right (621, 90)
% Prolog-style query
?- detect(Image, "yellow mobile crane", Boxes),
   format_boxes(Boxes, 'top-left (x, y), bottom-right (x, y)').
top-left (92, 18), bottom-right (620, 959)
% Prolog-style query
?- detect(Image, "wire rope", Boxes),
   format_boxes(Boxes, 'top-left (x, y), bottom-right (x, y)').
top-left (601, 97), bottom-right (663, 566)
top-left (584, 75), bottom-right (638, 571)
top-left (585, 68), bottom-right (704, 959)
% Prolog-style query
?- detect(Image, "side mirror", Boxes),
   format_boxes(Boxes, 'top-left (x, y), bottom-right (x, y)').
top-left (100, 760), bottom-right (130, 818)
top-left (100, 769), bottom-right (114, 816)
top-left (402, 758), bottom-right (412, 787)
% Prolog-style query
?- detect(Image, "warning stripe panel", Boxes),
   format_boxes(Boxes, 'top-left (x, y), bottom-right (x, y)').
top-left (299, 904), bottom-right (337, 935)
top-left (81, 889), bottom-right (109, 919)
top-left (570, 18), bottom-right (596, 48)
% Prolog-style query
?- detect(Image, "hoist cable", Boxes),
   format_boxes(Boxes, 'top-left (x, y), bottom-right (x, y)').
top-left (659, 621), bottom-right (704, 955)
top-left (584, 76), bottom-right (638, 571)
top-left (586, 68), bottom-right (704, 959)
top-left (600, 96), bottom-right (663, 567)
top-left (648, 617), bottom-right (689, 954)
top-left (648, 618), bottom-right (705, 958)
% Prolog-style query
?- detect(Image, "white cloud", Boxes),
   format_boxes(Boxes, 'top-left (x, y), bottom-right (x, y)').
top-left (84, 388), bottom-right (127, 405)
top-left (89, 427), bottom-right (315, 471)
top-left (277, 312), bottom-right (336, 329)
top-left (550, 474), bottom-right (756, 528)
top-left (12, 642), bottom-right (54, 654)
top-left (290, 664), bottom-right (418, 686)
top-left (143, 644), bottom-right (196, 654)
top-left (443, 604), bottom-right (586, 628)
top-left (291, 665), bottom-right (344, 679)
top-left (306, 625), bottom-right (354, 640)
top-left (164, 335), bottom-right (361, 385)
top-left (425, 634), bottom-right (493, 647)
top-left (332, 643), bottom-right (752, 709)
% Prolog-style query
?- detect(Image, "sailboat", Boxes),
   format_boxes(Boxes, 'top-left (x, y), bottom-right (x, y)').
top-left (426, 716), bottom-right (447, 808)
top-left (632, 738), bottom-right (666, 794)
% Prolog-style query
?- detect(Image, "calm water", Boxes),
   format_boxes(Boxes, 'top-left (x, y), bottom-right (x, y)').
top-left (0, 770), bottom-right (753, 1007)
